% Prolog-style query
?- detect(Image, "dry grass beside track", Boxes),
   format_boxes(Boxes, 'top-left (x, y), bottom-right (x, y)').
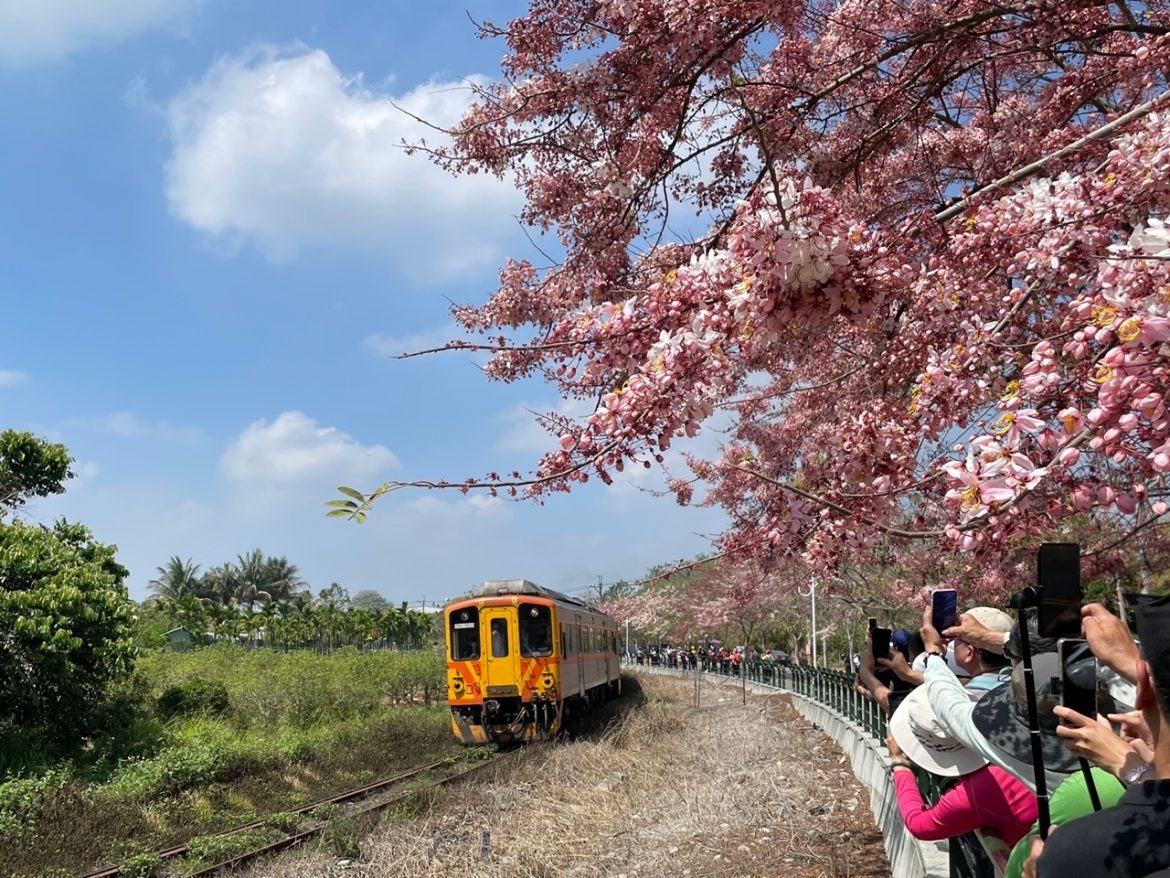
top-left (235, 672), bottom-right (889, 878)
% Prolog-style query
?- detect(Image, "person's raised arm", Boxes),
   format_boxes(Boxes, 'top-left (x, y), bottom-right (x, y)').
top-left (944, 611), bottom-right (1008, 654)
top-left (878, 649), bottom-right (924, 686)
top-left (1081, 604), bottom-right (1140, 684)
top-left (858, 632), bottom-right (892, 713)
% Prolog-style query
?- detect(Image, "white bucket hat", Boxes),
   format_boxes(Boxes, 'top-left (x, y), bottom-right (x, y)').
top-left (888, 684), bottom-right (989, 777)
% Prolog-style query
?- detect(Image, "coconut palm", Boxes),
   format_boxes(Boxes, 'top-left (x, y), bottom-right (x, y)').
top-left (149, 556), bottom-right (202, 601)
top-left (201, 563), bottom-right (240, 605)
top-left (262, 555), bottom-right (305, 603)
top-left (232, 549), bottom-right (272, 609)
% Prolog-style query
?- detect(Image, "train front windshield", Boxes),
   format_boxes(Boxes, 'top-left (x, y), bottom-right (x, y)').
top-left (450, 607), bottom-right (480, 659)
top-left (520, 603), bottom-right (553, 657)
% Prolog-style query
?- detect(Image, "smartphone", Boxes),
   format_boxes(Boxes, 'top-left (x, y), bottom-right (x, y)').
top-left (1038, 542), bottom-right (1082, 639)
top-left (1058, 638), bottom-right (1098, 717)
top-left (931, 589), bottom-right (959, 633)
top-left (871, 627), bottom-right (892, 660)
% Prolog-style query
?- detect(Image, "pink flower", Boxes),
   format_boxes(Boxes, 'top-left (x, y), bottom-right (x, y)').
top-left (943, 456), bottom-right (1017, 520)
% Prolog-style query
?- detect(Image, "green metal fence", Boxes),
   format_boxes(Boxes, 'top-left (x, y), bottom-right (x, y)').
top-left (666, 660), bottom-right (998, 878)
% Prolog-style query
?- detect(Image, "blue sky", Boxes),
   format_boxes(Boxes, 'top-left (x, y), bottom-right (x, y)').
top-left (1, 0), bottom-right (729, 606)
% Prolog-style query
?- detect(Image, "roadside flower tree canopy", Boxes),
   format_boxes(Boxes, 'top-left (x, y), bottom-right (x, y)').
top-left (342, 0), bottom-right (1170, 589)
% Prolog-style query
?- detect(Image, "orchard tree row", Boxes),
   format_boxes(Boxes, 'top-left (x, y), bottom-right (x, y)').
top-left (144, 592), bottom-right (437, 654)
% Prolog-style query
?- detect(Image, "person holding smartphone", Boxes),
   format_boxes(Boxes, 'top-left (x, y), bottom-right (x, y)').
top-left (1026, 596), bottom-right (1170, 878)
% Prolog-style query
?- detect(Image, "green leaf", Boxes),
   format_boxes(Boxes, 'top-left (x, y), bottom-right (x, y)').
top-left (324, 499), bottom-right (356, 509)
top-left (336, 486), bottom-right (366, 502)
top-left (325, 508), bottom-right (356, 519)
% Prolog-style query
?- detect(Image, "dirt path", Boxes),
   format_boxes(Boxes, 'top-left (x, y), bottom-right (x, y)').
top-left (236, 672), bottom-right (890, 878)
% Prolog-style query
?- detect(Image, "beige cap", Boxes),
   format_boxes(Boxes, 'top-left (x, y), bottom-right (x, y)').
top-left (964, 606), bottom-right (1015, 634)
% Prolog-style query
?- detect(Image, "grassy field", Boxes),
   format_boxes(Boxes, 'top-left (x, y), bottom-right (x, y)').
top-left (0, 645), bottom-right (461, 878)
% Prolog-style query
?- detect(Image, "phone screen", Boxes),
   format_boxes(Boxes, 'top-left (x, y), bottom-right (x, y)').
top-left (931, 589), bottom-right (958, 632)
top-left (1058, 638), bottom-right (1097, 717)
top-left (871, 627), bottom-right (892, 661)
top-left (1038, 542), bottom-right (1082, 639)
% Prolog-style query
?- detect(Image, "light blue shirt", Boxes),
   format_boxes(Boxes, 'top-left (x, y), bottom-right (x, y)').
top-left (923, 657), bottom-right (1069, 793)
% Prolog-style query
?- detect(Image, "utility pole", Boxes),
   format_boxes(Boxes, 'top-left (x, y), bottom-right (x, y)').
top-left (798, 577), bottom-right (818, 668)
top-left (597, 574), bottom-right (604, 605)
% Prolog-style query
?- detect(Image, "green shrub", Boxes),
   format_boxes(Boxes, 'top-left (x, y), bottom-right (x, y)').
top-left (119, 852), bottom-right (162, 878)
top-left (134, 645), bottom-right (444, 730)
top-left (0, 769), bottom-right (74, 839)
top-left (185, 828), bottom-right (277, 865)
top-left (309, 803), bottom-right (341, 822)
top-left (321, 818), bottom-right (361, 859)
top-left (156, 679), bottom-right (230, 720)
top-left (264, 810), bottom-right (301, 833)
top-left (103, 722), bottom-right (267, 801)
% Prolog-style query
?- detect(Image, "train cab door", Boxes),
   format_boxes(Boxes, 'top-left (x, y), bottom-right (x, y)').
top-left (482, 607), bottom-right (519, 694)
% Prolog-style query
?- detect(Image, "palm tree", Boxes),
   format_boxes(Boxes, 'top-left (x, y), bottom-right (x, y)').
top-left (164, 594), bottom-right (209, 639)
top-left (263, 555), bottom-right (305, 603)
top-left (201, 563), bottom-right (240, 605)
top-left (149, 556), bottom-right (202, 601)
top-left (233, 549), bottom-right (272, 609)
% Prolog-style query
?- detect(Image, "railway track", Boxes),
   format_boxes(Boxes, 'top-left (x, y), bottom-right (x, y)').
top-left (77, 751), bottom-right (509, 878)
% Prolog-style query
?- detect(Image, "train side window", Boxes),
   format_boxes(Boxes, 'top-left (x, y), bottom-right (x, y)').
top-left (449, 608), bottom-right (480, 660)
top-left (519, 603), bottom-right (553, 657)
top-left (490, 618), bottom-right (509, 657)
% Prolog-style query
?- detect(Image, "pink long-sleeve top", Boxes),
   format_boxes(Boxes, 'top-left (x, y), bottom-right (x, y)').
top-left (893, 764), bottom-right (1038, 848)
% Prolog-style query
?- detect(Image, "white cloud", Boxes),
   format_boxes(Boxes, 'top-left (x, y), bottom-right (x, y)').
top-left (67, 412), bottom-right (205, 443)
top-left (0, 0), bottom-right (201, 66)
top-left (0, 369), bottom-right (27, 386)
top-left (221, 411), bottom-right (398, 486)
top-left (164, 46), bottom-right (522, 277)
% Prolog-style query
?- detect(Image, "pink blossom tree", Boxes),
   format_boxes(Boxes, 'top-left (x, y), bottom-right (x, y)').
top-left (690, 559), bottom-right (797, 652)
top-left (336, 0), bottom-right (1170, 593)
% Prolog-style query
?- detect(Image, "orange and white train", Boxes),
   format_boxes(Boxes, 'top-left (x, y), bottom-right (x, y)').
top-left (444, 580), bottom-right (621, 744)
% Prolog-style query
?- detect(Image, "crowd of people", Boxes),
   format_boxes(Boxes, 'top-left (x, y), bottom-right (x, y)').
top-left (629, 644), bottom-right (790, 674)
top-left (851, 596), bottom-right (1169, 878)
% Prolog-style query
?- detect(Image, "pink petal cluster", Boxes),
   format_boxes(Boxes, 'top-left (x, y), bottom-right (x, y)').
top-left (407, 0), bottom-right (1170, 593)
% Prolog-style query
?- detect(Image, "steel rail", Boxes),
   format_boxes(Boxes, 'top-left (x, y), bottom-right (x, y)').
top-left (75, 756), bottom-right (490, 878)
top-left (180, 756), bottom-right (506, 877)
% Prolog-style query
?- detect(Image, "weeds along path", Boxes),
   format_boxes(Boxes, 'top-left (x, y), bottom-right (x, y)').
top-left (75, 753), bottom-right (507, 878)
top-left (0, 646), bottom-right (456, 878)
top-left (233, 672), bottom-right (890, 878)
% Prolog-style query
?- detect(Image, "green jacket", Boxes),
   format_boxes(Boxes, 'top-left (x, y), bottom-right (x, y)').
top-left (1006, 767), bottom-right (1126, 878)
